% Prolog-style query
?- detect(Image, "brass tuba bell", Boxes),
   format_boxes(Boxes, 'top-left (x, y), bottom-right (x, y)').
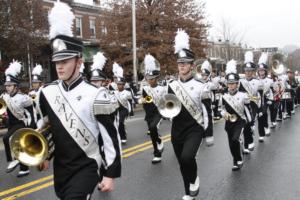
top-left (0, 98), bottom-right (7, 115)
top-left (271, 60), bottom-right (286, 76)
top-left (157, 94), bottom-right (182, 118)
top-left (10, 127), bottom-right (54, 166)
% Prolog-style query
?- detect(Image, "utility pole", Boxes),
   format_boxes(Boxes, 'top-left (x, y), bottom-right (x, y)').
top-left (132, 0), bottom-right (137, 83)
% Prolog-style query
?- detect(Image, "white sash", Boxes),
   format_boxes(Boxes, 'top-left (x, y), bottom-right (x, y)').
top-left (240, 80), bottom-right (253, 95)
top-left (169, 81), bottom-right (204, 127)
top-left (114, 91), bottom-right (129, 110)
top-left (143, 86), bottom-right (159, 106)
top-left (43, 85), bottom-right (101, 167)
top-left (3, 94), bottom-right (25, 121)
top-left (223, 94), bottom-right (246, 121)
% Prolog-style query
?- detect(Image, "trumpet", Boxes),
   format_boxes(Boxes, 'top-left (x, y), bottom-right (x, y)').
top-left (223, 112), bottom-right (238, 122)
top-left (10, 127), bottom-right (54, 166)
top-left (157, 94), bottom-right (182, 118)
top-left (0, 98), bottom-right (7, 115)
top-left (139, 95), bottom-right (153, 104)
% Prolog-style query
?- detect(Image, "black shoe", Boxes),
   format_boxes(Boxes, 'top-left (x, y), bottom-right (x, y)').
top-left (232, 161), bottom-right (243, 171)
top-left (189, 176), bottom-right (199, 197)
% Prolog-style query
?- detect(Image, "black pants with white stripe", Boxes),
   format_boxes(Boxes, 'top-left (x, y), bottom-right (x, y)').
top-left (118, 108), bottom-right (129, 140)
top-left (269, 100), bottom-right (279, 122)
top-left (225, 120), bottom-right (245, 164)
top-left (3, 122), bottom-right (29, 171)
top-left (146, 114), bottom-right (162, 157)
top-left (172, 129), bottom-right (203, 195)
top-left (243, 102), bottom-right (257, 149)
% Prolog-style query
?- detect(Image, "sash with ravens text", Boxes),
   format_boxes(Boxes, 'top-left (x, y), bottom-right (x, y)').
top-left (2, 94), bottom-right (25, 121)
top-left (223, 93), bottom-right (246, 121)
top-left (169, 80), bottom-right (204, 127)
top-left (42, 85), bottom-right (101, 167)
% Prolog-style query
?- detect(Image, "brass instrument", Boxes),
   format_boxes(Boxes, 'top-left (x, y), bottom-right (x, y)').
top-left (249, 95), bottom-right (260, 104)
top-left (30, 95), bottom-right (36, 101)
top-left (223, 112), bottom-right (238, 122)
top-left (138, 95), bottom-right (153, 104)
top-left (157, 94), bottom-right (182, 118)
top-left (271, 60), bottom-right (286, 76)
top-left (10, 127), bottom-right (54, 166)
top-left (0, 98), bottom-right (7, 115)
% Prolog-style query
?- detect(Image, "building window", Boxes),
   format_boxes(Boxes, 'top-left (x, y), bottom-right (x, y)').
top-left (75, 17), bottom-right (82, 37)
top-left (90, 19), bottom-right (96, 38)
top-left (100, 21), bottom-right (107, 35)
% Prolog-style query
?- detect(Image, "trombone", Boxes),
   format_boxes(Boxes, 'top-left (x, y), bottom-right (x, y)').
top-left (0, 98), bottom-right (7, 115)
top-left (10, 126), bottom-right (54, 166)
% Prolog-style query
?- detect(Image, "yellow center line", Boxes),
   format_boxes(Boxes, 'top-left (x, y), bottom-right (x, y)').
top-left (0, 175), bottom-right (53, 197)
top-left (2, 181), bottom-right (54, 200)
top-left (0, 134), bottom-right (172, 198)
top-left (122, 134), bottom-right (171, 153)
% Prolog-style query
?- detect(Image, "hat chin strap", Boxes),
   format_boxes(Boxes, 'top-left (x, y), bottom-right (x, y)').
top-left (65, 63), bottom-right (78, 83)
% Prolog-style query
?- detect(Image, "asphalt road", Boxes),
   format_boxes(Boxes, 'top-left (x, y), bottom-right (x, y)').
top-left (0, 109), bottom-right (300, 200)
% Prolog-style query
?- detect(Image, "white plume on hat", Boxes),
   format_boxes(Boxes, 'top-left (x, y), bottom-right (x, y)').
top-left (244, 51), bottom-right (253, 64)
top-left (5, 60), bottom-right (22, 77)
top-left (225, 59), bottom-right (237, 75)
top-left (144, 54), bottom-right (157, 74)
top-left (32, 64), bottom-right (43, 76)
top-left (79, 63), bottom-right (85, 73)
top-left (174, 29), bottom-right (190, 53)
top-left (258, 53), bottom-right (268, 65)
top-left (113, 62), bottom-right (123, 78)
top-left (201, 60), bottom-right (212, 71)
top-left (91, 52), bottom-right (107, 71)
top-left (48, 1), bottom-right (75, 39)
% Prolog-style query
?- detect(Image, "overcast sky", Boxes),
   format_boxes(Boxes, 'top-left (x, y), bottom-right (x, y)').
top-left (202, 0), bottom-right (300, 48)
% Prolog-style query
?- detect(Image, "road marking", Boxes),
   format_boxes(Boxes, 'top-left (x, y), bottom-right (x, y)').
top-left (122, 134), bottom-right (171, 154)
top-left (2, 181), bottom-right (54, 200)
top-left (0, 175), bottom-right (53, 197)
top-left (0, 134), bottom-right (171, 199)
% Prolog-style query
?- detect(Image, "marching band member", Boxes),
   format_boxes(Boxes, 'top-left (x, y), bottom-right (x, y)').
top-left (109, 62), bottom-right (119, 91)
top-left (211, 69), bottom-right (222, 120)
top-left (90, 52), bottom-right (108, 88)
top-left (28, 64), bottom-right (44, 123)
top-left (279, 71), bottom-right (292, 119)
top-left (167, 29), bottom-right (207, 200)
top-left (113, 63), bottom-right (132, 144)
top-left (195, 60), bottom-right (214, 146)
top-left (269, 73), bottom-right (281, 128)
top-left (37, 2), bottom-right (121, 199)
top-left (257, 53), bottom-right (273, 141)
top-left (139, 54), bottom-right (165, 164)
top-left (239, 51), bottom-right (262, 152)
top-left (221, 60), bottom-right (252, 171)
top-left (287, 69), bottom-right (299, 114)
top-left (2, 60), bottom-right (35, 177)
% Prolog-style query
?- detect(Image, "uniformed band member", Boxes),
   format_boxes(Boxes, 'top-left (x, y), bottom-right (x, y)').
top-left (211, 69), bottom-right (222, 120)
top-left (113, 63), bottom-right (132, 144)
top-left (195, 60), bottom-right (214, 146)
top-left (28, 64), bottom-right (44, 123)
top-left (168, 29), bottom-right (207, 200)
top-left (2, 60), bottom-right (35, 177)
top-left (279, 72), bottom-right (292, 119)
top-left (221, 60), bottom-right (252, 170)
top-left (257, 53), bottom-right (272, 142)
top-left (140, 54), bottom-right (165, 164)
top-left (239, 51), bottom-right (262, 153)
top-left (37, 2), bottom-right (121, 199)
top-left (287, 69), bottom-right (298, 114)
top-left (90, 52), bottom-right (108, 88)
top-left (109, 62), bottom-right (119, 91)
top-left (269, 73), bottom-right (280, 128)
